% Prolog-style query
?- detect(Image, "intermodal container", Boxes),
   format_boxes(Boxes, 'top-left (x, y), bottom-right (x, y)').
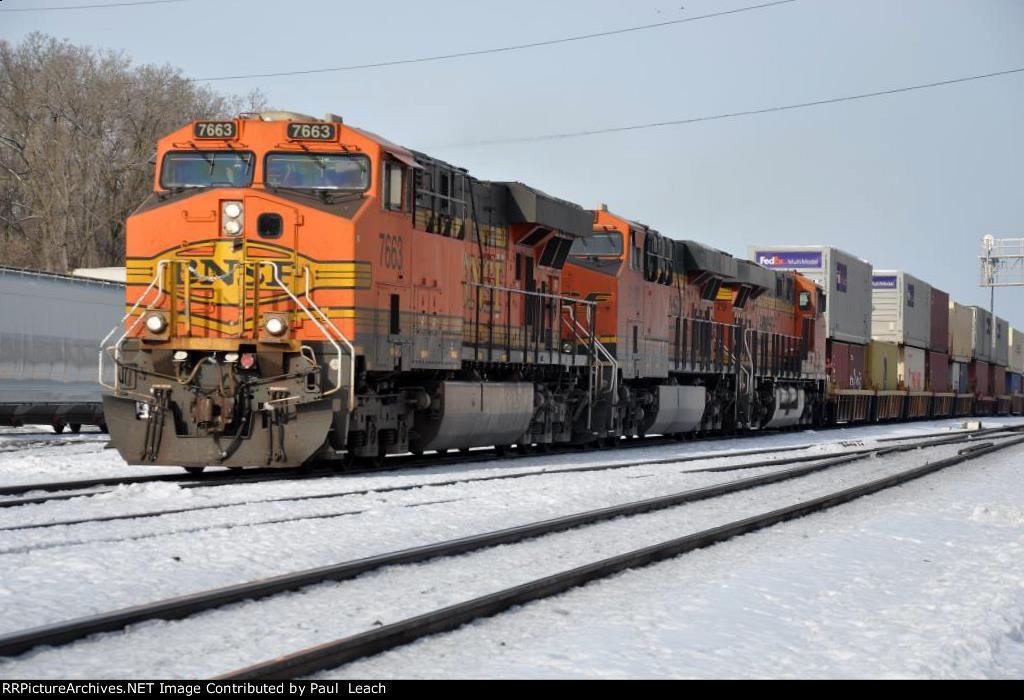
top-left (1011, 328), bottom-right (1024, 374)
top-left (749, 246), bottom-right (872, 345)
top-left (927, 351), bottom-right (950, 393)
top-left (951, 361), bottom-right (970, 394)
top-left (993, 316), bottom-right (1009, 368)
top-left (929, 287), bottom-right (949, 353)
top-left (1010, 372), bottom-right (1023, 395)
top-left (871, 270), bottom-right (931, 350)
top-left (993, 365), bottom-right (1007, 397)
top-left (866, 341), bottom-right (899, 391)
top-left (969, 360), bottom-right (991, 397)
top-left (899, 345), bottom-right (927, 392)
top-left (828, 339), bottom-right (867, 390)
top-left (948, 301), bottom-right (973, 363)
top-left (971, 306), bottom-right (994, 363)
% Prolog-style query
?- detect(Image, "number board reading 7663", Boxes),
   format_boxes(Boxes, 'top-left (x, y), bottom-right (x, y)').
top-left (287, 123), bottom-right (337, 141)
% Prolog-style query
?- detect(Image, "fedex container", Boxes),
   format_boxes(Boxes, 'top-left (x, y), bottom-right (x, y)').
top-left (969, 360), bottom-right (991, 396)
top-left (927, 351), bottom-right (950, 393)
top-left (951, 361), bottom-right (970, 394)
top-left (993, 316), bottom-right (1009, 367)
top-left (749, 246), bottom-right (872, 345)
top-left (930, 287), bottom-right (949, 353)
top-left (866, 341), bottom-right (899, 391)
top-left (899, 345), bottom-right (927, 392)
top-left (993, 365), bottom-right (1007, 397)
top-left (871, 270), bottom-right (931, 350)
top-left (828, 339), bottom-right (867, 390)
top-left (1011, 328), bottom-right (1024, 374)
top-left (948, 301), bottom-right (973, 363)
top-left (970, 306), bottom-right (994, 363)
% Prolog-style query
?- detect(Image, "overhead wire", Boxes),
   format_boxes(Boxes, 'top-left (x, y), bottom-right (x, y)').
top-left (193, 0), bottom-right (801, 82)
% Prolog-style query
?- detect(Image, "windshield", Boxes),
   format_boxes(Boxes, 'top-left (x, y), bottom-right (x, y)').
top-left (570, 232), bottom-right (623, 257)
top-left (265, 153), bottom-right (370, 190)
top-left (160, 151), bottom-right (254, 189)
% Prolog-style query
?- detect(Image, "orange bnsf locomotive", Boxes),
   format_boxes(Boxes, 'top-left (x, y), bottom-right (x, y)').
top-left (101, 112), bottom-right (827, 471)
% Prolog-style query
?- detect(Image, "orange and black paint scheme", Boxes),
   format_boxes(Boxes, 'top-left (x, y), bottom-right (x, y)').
top-left (102, 112), bottom-right (828, 471)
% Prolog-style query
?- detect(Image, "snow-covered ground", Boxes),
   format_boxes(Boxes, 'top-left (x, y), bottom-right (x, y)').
top-left (0, 418), bottom-right (1020, 678)
top-left (0, 415), bottom-right (1019, 679)
top-left (324, 445), bottom-right (1024, 680)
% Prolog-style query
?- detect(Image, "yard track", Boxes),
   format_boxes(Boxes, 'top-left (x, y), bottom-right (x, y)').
top-left (1, 430), bottom-right (1016, 661)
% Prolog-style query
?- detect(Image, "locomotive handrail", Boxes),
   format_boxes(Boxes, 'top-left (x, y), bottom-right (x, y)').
top-left (98, 260), bottom-right (170, 391)
top-left (564, 304), bottom-right (618, 400)
top-left (303, 266), bottom-right (355, 410)
top-left (258, 262), bottom-right (348, 403)
top-left (465, 281), bottom-right (598, 306)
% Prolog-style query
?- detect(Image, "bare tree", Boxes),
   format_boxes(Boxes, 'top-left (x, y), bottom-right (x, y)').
top-left (0, 33), bottom-right (266, 272)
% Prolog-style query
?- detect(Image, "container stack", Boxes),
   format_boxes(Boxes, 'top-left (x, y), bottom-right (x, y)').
top-left (871, 270), bottom-right (931, 419)
top-left (967, 306), bottom-right (997, 415)
top-left (927, 287), bottom-right (953, 416)
top-left (1010, 327), bottom-right (1024, 414)
top-left (948, 301), bottom-right (974, 415)
top-left (992, 316), bottom-right (1011, 414)
top-left (749, 246), bottom-right (873, 422)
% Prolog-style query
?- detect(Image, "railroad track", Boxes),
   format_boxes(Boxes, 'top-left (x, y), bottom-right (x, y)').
top-left (0, 421), bottom-right (1017, 509)
top-left (0, 435), bottom-right (829, 508)
top-left (0, 429), bottom-right (1017, 668)
top-left (216, 433), bottom-right (1024, 680)
top-left (0, 427), bottom-right (1010, 540)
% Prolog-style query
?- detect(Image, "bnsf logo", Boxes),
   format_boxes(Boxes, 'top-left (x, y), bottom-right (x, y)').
top-left (175, 258), bottom-right (293, 286)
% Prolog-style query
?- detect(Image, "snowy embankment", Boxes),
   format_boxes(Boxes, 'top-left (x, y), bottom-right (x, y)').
top-left (0, 419), bottom-right (1019, 678)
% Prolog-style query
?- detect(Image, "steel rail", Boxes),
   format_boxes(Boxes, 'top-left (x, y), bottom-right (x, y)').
top-left (0, 431), bottom-right (1004, 658)
top-left (0, 425), bottom-right (1005, 522)
top-left (1, 422), bottom-right (1017, 503)
top-left (218, 434), bottom-right (1024, 680)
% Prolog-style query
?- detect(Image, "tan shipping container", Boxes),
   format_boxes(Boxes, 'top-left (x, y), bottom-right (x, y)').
top-left (867, 340), bottom-right (900, 391)
top-left (948, 301), bottom-right (973, 363)
top-left (1011, 328), bottom-right (1024, 374)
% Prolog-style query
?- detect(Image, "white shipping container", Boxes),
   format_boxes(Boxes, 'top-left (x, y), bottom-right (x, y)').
top-left (993, 316), bottom-right (1009, 368)
top-left (899, 345), bottom-right (926, 392)
top-left (1010, 328), bottom-right (1024, 374)
top-left (748, 245), bottom-right (872, 345)
top-left (970, 306), bottom-right (994, 363)
top-left (871, 270), bottom-right (931, 349)
top-left (951, 361), bottom-right (969, 394)
top-left (948, 301), bottom-right (973, 363)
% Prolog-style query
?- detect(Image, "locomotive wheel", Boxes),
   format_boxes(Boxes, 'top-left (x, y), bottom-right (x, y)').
top-left (183, 467), bottom-right (205, 475)
top-left (52, 422), bottom-right (66, 434)
top-left (69, 424), bottom-right (82, 434)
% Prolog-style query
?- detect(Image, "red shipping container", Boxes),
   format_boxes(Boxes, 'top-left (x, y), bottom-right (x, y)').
top-left (992, 365), bottom-right (1007, 397)
top-left (969, 360), bottom-right (991, 397)
top-left (828, 339), bottom-right (867, 390)
top-left (930, 287), bottom-right (949, 353)
top-left (927, 351), bottom-right (950, 392)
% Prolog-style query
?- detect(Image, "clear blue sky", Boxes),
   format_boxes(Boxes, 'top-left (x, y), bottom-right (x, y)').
top-left (3, 0), bottom-right (1023, 326)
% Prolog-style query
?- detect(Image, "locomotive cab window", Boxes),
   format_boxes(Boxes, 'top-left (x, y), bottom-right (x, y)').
top-left (265, 153), bottom-right (370, 191)
top-left (383, 161), bottom-right (405, 211)
top-left (569, 232), bottom-right (622, 258)
top-left (160, 151), bottom-right (254, 189)
top-left (799, 290), bottom-right (811, 310)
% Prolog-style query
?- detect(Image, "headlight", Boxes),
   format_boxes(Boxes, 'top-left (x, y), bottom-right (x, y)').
top-left (222, 200), bottom-right (243, 236)
top-left (265, 317), bottom-right (287, 336)
top-left (145, 313), bottom-right (167, 333)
